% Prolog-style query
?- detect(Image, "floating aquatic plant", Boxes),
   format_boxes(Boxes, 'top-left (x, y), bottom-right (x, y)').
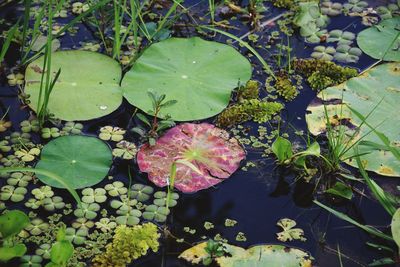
top-left (327, 29), bottom-right (355, 45)
top-left (112, 141), bottom-right (137, 160)
top-left (333, 44), bottom-right (362, 63)
top-left (275, 72), bottom-right (299, 101)
top-left (7, 73), bottom-right (24, 86)
top-left (92, 223), bottom-right (160, 267)
top-left (216, 99), bottom-right (283, 128)
top-left (20, 119), bottom-right (40, 133)
top-left (321, 1), bottom-right (343, 16)
top-left (276, 218), bottom-right (306, 242)
top-left (237, 80), bottom-right (260, 101)
top-left (343, 0), bottom-right (368, 13)
top-left (62, 121), bottom-right (83, 135)
top-left (376, 3), bottom-right (400, 19)
top-left (311, 46), bottom-right (336, 61)
top-left (0, 120), bottom-right (11, 132)
top-left (130, 184), bottom-right (154, 202)
top-left (137, 123), bottom-right (246, 193)
top-left (41, 127), bottom-right (60, 139)
top-left (292, 58), bottom-right (358, 90)
top-left (105, 181), bottom-right (128, 197)
top-left (99, 126), bottom-right (126, 142)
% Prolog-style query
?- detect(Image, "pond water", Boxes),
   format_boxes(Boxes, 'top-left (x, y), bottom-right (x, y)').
top-left (0, 0), bottom-right (399, 267)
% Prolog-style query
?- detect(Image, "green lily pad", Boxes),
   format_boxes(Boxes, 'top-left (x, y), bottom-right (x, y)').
top-left (306, 63), bottom-right (400, 177)
top-left (36, 136), bottom-right (112, 188)
top-left (25, 51), bottom-right (122, 121)
top-left (179, 242), bottom-right (312, 267)
top-left (122, 37), bottom-right (252, 121)
top-left (357, 18), bottom-right (400, 61)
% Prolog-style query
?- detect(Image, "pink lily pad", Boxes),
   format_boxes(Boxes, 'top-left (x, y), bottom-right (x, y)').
top-left (137, 123), bottom-right (246, 193)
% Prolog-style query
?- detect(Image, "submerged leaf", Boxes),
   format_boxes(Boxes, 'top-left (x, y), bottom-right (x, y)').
top-left (137, 123), bottom-right (245, 193)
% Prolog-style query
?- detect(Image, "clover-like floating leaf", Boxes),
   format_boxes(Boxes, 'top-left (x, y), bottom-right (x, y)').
top-left (357, 18), bottom-right (400, 61)
top-left (36, 136), bottom-right (112, 188)
top-left (276, 218), bottom-right (306, 242)
top-left (179, 242), bottom-right (312, 267)
top-left (306, 63), bottom-right (400, 177)
top-left (25, 51), bottom-right (122, 121)
top-left (122, 37), bottom-right (252, 121)
top-left (137, 123), bottom-right (246, 193)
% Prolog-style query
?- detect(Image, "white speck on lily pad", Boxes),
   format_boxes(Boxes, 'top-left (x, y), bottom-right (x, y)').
top-left (99, 105), bottom-right (108, 110)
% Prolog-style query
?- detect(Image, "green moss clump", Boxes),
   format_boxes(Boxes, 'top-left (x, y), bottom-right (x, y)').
top-left (216, 99), bottom-right (283, 128)
top-left (92, 223), bottom-right (160, 267)
top-left (275, 72), bottom-right (298, 101)
top-left (237, 80), bottom-right (259, 101)
top-left (292, 58), bottom-right (358, 91)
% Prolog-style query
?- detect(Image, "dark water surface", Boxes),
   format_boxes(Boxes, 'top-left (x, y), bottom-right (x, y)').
top-left (0, 1), bottom-right (398, 267)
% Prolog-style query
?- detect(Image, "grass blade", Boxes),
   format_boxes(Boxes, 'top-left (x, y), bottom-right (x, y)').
top-left (355, 150), bottom-right (397, 216)
top-left (199, 25), bottom-right (275, 78)
top-left (314, 200), bottom-right (394, 241)
top-left (0, 21), bottom-right (19, 63)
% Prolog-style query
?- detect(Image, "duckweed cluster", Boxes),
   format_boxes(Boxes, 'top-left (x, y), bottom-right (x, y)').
top-left (292, 58), bottom-right (358, 90)
top-left (92, 223), bottom-right (160, 267)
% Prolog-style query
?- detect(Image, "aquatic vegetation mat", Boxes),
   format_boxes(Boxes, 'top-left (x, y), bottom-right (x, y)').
top-left (122, 37), bottom-right (252, 121)
top-left (36, 136), bottom-right (112, 188)
top-left (137, 123), bottom-right (246, 193)
top-left (25, 51), bottom-right (122, 121)
top-left (306, 63), bottom-right (400, 177)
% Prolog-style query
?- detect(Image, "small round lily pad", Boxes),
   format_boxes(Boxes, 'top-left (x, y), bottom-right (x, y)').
top-left (36, 136), bottom-right (112, 188)
top-left (122, 37), bottom-right (252, 121)
top-left (25, 51), bottom-right (122, 121)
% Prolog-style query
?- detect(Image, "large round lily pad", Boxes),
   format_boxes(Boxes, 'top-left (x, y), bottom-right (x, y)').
top-left (306, 63), bottom-right (400, 177)
top-left (357, 17), bottom-right (400, 61)
top-left (122, 37), bottom-right (252, 121)
top-left (179, 242), bottom-right (312, 267)
top-left (36, 136), bottom-right (112, 188)
top-left (25, 51), bottom-right (122, 121)
top-left (137, 123), bottom-right (246, 193)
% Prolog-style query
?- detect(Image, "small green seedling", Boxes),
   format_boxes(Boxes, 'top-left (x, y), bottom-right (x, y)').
top-left (203, 239), bottom-right (226, 266)
top-left (131, 90), bottom-right (176, 146)
top-left (45, 226), bottom-right (74, 267)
